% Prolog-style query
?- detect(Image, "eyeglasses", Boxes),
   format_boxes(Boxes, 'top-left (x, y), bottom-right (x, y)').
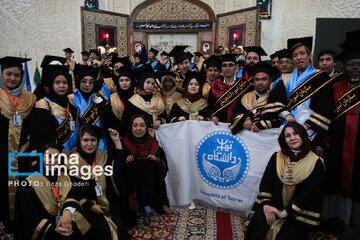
top-left (279, 60), bottom-right (292, 64)
top-left (222, 63), bottom-right (235, 68)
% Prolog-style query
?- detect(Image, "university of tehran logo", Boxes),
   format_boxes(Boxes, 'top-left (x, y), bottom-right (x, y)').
top-left (195, 130), bottom-right (250, 190)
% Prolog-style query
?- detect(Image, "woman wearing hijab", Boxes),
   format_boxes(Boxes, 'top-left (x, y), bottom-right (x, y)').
top-left (0, 56), bottom-right (37, 233)
top-left (246, 122), bottom-right (325, 240)
top-left (62, 125), bottom-right (130, 240)
top-left (157, 71), bottom-right (182, 121)
top-left (103, 56), bottom-right (132, 94)
top-left (68, 64), bottom-right (110, 151)
top-left (169, 71), bottom-right (210, 122)
top-left (122, 65), bottom-right (166, 130)
top-left (123, 114), bottom-right (168, 215)
top-left (30, 65), bottom-right (79, 154)
top-left (14, 143), bottom-right (89, 240)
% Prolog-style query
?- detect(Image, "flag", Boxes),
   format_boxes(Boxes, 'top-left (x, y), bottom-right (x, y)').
top-left (24, 61), bottom-right (31, 91)
top-left (141, 44), bottom-right (148, 63)
top-left (155, 121), bottom-right (281, 215)
top-left (33, 65), bottom-right (41, 87)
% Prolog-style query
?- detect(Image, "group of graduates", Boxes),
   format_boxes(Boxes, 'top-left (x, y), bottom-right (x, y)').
top-left (0, 27), bottom-right (359, 239)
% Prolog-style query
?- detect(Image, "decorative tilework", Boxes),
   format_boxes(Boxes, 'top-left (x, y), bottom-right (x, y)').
top-left (82, 8), bottom-right (129, 56)
top-left (134, 0), bottom-right (210, 21)
top-left (217, 7), bottom-right (259, 47)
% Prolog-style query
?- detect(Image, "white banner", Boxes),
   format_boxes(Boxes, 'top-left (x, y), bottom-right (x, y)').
top-left (155, 121), bottom-right (281, 215)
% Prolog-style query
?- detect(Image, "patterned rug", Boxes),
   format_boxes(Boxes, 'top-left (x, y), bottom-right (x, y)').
top-left (128, 206), bottom-right (250, 240)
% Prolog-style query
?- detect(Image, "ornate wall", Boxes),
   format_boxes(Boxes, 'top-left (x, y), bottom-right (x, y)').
top-left (217, 7), bottom-right (259, 48)
top-left (81, 7), bottom-right (129, 57)
top-left (0, 0), bottom-right (82, 81)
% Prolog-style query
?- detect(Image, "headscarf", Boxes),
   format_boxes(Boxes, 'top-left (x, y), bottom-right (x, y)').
top-left (278, 122), bottom-right (311, 162)
top-left (135, 66), bottom-right (156, 102)
top-left (123, 114), bottom-right (159, 158)
top-left (46, 70), bottom-right (71, 108)
top-left (114, 66), bottom-right (135, 105)
top-left (0, 64), bottom-right (26, 97)
top-left (182, 72), bottom-right (204, 103)
top-left (75, 66), bottom-right (99, 101)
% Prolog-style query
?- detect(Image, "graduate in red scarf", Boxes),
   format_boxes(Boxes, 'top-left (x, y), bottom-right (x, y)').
top-left (169, 71), bottom-right (210, 122)
top-left (123, 114), bottom-right (168, 215)
top-left (209, 54), bottom-right (253, 124)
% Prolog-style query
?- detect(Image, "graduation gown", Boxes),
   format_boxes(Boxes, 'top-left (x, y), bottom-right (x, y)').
top-left (282, 67), bottom-right (334, 136)
top-left (229, 81), bottom-right (287, 134)
top-left (246, 151), bottom-right (325, 240)
top-left (29, 98), bottom-right (79, 152)
top-left (122, 137), bottom-right (168, 210)
top-left (14, 175), bottom-right (88, 240)
top-left (0, 90), bottom-right (36, 229)
top-left (169, 97), bottom-right (210, 122)
top-left (68, 85), bottom-right (111, 151)
top-left (162, 88), bottom-right (182, 120)
top-left (63, 151), bottom-right (121, 240)
top-left (324, 77), bottom-right (360, 202)
top-left (122, 93), bottom-right (167, 128)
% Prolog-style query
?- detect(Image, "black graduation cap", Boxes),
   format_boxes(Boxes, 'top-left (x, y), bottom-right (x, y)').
top-left (89, 49), bottom-right (99, 55)
top-left (204, 55), bottom-right (221, 70)
top-left (275, 49), bottom-right (291, 59)
top-left (149, 48), bottom-right (159, 56)
top-left (339, 29), bottom-right (360, 48)
top-left (40, 65), bottom-right (70, 87)
top-left (244, 46), bottom-right (267, 56)
top-left (160, 51), bottom-right (169, 56)
top-left (183, 70), bottom-right (206, 87)
top-left (185, 52), bottom-right (194, 60)
top-left (40, 55), bottom-right (66, 67)
top-left (134, 53), bottom-right (141, 58)
top-left (81, 50), bottom-right (90, 56)
top-left (287, 36), bottom-right (313, 53)
top-left (0, 56), bottom-right (31, 68)
top-left (155, 71), bottom-right (176, 82)
top-left (169, 45), bottom-right (188, 57)
top-left (253, 62), bottom-right (279, 77)
top-left (270, 52), bottom-right (278, 60)
top-left (109, 52), bottom-right (118, 58)
top-left (337, 29), bottom-right (360, 63)
top-left (63, 48), bottom-right (74, 54)
top-left (220, 54), bottom-right (237, 63)
top-left (116, 65), bottom-right (133, 79)
top-left (133, 64), bottom-right (156, 88)
top-left (111, 56), bottom-right (132, 68)
top-left (194, 52), bottom-right (203, 57)
top-left (73, 64), bottom-right (99, 80)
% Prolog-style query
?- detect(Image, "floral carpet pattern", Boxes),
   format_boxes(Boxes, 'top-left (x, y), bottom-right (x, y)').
top-left (128, 206), bottom-right (250, 240)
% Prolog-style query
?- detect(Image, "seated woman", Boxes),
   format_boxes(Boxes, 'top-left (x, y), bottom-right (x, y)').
top-left (246, 122), bottom-right (325, 240)
top-left (169, 71), bottom-right (210, 123)
top-left (123, 114), bottom-right (168, 215)
top-left (122, 65), bottom-right (166, 130)
top-left (14, 143), bottom-right (88, 240)
top-left (68, 64), bottom-right (110, 151)
top-left (30, 65), bottom-right (79, 154)
top-left (62, 125), bottom-right (129, 240)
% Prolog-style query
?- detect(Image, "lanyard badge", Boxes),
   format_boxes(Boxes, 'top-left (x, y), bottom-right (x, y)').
top-left (65, 106), bottom-right (76, 131)
top-left (3, 90), bottom-right (22, 126)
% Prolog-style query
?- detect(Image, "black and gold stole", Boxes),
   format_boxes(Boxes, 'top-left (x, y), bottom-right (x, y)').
top-left (333, 81), bottom-right (360, 121)
top-left (211, 77), bottom-right (253, 117)
top-left (287, 71), bottom-right (337, 111)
